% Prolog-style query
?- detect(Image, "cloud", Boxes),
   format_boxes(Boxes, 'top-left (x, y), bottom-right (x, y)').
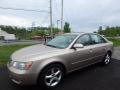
top-left (63, 0), bottom-right (120, 32)
top-left (0, 15), bottom-right (31, 27)
top-left (0, 0), bottom-right (120, 32)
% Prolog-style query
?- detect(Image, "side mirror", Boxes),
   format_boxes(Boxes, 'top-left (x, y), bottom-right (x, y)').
top-left (73, 44), bottom-right (84, 48)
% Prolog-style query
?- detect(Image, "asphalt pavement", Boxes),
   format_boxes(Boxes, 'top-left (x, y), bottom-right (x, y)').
top-left (0, 59), bottom-right (120, 90)
top-left (0, 47), bottom-right (120, 90)
top-left (112, 47), bottom-right (120, 60)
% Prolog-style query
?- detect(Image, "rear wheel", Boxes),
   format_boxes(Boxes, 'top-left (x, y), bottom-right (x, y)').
top-left (102, 52), bottom-right (111, 65)
top-left (38, 64), bottom-right (64, 88)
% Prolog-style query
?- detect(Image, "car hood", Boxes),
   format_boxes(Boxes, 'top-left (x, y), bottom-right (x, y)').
top-left (11, 44), bottom-right (65, 62)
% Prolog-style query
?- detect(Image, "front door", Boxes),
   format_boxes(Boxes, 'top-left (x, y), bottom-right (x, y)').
top-left (70, 34), bottom-right (94, 70)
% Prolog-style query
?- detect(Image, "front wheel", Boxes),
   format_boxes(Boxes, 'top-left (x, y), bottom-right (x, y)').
top-left (38, 64), bottom-right (64, 88)
top-left (102, 52), bottom-right (111, 65)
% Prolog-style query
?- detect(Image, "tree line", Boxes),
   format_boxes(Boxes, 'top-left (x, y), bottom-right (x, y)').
top-left (96, 26), bottom-right (120, 37)
top-left (0, 22), bottom-right (71, 39)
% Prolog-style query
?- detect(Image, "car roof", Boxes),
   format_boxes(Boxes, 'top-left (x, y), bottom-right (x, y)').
top-left (64, 32), bottom-right (85, 35)
top-left (64, 32), bottom-right (96, 36)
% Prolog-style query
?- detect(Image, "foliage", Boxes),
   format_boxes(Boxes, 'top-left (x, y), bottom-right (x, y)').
top-left (97, 26), bottom-right (120, 37)
top-left (32, 30), bottom-right (45, 36)
top-left (64, 22), bottom-right (71, 33)
top-left (0, 22), bottom-right (72, 39)
top-left (107, 38), bottom-right (120, 46)
top-left (53, 28), bottom-right (60, 34)
top-left (0, 25), bottom-right (27, 39)
top-left (0, 25), bottom-right (60, 39)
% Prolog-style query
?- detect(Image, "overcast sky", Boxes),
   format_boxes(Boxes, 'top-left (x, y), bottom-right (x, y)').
top-left (0, 0), bottom-right (120, 32)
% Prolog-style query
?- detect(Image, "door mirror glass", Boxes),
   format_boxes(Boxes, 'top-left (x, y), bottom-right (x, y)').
top-left (73, 44), bottom-right (84, 48)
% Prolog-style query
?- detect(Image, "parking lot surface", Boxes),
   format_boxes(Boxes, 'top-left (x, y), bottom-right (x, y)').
top-left (0, 59), bottom-right (120, 90)
top-left (112, 47), bottom-right (120, 60)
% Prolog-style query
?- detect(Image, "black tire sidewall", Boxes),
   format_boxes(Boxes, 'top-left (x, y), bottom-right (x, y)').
top-left (103, 52), bottom-right (111, 65)
top-left (38, 64), bottom-right (64, 88)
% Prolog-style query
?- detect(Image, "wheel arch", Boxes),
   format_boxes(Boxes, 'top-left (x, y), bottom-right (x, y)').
top-left (41, 62), bottom-right (67, 74)
top-left (107, 50), bottom-right (112, 56)
top-left (36, 61), bottom-right (67, 84)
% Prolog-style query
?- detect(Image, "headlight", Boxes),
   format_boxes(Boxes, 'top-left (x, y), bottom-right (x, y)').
top-left (10, 61), bottom-right (33, 70)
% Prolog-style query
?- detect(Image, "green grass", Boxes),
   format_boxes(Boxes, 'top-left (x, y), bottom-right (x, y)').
top-left (107, 38), bottom-right (120, 46)
top-left (0, 45), bottom-right (31, 64)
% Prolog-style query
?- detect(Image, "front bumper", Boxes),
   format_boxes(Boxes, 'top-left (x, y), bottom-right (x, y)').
top-left (7, 64), bottom-right (37, 85)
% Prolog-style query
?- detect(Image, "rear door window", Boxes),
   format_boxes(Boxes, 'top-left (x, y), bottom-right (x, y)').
top-left (90, 34), bottom-right (106, 44)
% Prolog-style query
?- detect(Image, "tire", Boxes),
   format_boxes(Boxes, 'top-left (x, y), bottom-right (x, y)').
top-left (102, 52), bottom-right (111, 65)
top-left (38, 64), bottom-right (64, 89)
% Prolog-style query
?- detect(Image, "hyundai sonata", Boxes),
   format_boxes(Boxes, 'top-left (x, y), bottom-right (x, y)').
top-left (7, 33), bottom-right (113, 88)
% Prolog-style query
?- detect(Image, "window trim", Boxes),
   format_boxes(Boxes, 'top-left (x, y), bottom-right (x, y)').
top-left (89, 34), bottom-right (107, 45)
top-left (74, 34), bottom-right (92, 46)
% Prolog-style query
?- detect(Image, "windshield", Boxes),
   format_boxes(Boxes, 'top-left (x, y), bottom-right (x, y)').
top-left (46, 35), bottom-right (77, 49)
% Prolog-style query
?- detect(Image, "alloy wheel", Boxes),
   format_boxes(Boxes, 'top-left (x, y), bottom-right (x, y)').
top-left (104, 54), bottom-right (111, 65)
top-left (44, 67), bottom-right (62, 87)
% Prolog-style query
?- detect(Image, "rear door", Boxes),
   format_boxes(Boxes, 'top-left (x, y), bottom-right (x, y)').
top-left (89, 34), bottom-right (107, 62)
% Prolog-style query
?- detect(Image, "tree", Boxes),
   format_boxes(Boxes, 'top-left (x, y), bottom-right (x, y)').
top-left (32, 29), bottom-right (45, 36)
top-left (98, 26), bottom-right (103, 34)
top-left (53, 28), bottom-right (60, 34)
top-left (63, 22), bottom-right (71, 33)
top-left (96, 26), bottom-right (120, 37)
